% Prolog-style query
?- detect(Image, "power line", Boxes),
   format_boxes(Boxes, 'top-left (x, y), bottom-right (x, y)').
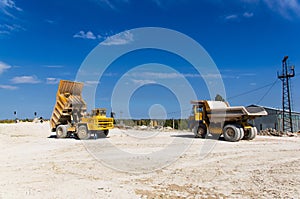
top-left (256, 79), bottom-right (279, 104)
top-left (227, 80), bottom-right (279, 100)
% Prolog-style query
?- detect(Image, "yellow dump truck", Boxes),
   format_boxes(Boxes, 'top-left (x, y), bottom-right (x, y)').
top-left (50, 80), bottom-right (114, 139)
top-left (189, 100), bottom-right (267, 142)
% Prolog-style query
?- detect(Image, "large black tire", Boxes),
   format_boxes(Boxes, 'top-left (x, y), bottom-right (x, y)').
top-left (103, 130), bottom-right (109, 136)
top-left (95, 130), bottom-right (109, 138)
top-left (77, 125), bottom-right (90, 140)
top-left (243, 127), bottom-right (257, 140)
top-left (243, 128), bottom-right (251, 140)
top-left (194, 124), bottom-right (207, 138)
top-left (244, 127), bottom-right (257, 140)
top-left (56, 125), bottom-right (68, 138)
top-left (250, 127), bottom-right (257, 140)
top-left (237, 127), bottom-right (244, 141)
top-left (223, 125), bottom-right (241, 142)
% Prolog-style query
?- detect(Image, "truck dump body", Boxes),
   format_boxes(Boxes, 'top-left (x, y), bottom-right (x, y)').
top-left (50, 80), bottom-right (86, 131)
top-left (191, 100), bottom-right (267, 122)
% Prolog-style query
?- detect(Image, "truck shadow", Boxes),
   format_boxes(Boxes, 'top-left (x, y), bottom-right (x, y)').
top-left (171, 134), bottom-right (226, 141)
top-left (48, 135), bottom-right (57, 138)
top-left (47, 134), bottom-right (108, 140)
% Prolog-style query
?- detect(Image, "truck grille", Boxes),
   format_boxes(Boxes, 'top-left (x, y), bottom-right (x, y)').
top-left (97, 119), bottom-right (113, 128)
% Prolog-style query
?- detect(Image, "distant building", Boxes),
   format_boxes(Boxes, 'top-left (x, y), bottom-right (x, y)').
top-left (248, 105), bottom-right (300, 132)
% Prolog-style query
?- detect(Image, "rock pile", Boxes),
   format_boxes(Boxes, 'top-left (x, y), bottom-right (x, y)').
top-left (259, 128), bottom-right (298, 137)
top-left (259, 128), bottom-right (283, 136)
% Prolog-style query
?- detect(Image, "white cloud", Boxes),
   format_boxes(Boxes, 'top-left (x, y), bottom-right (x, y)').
top-left (0, 61), bottom-right (11, 74)
top-left (202, 73), bottom-right (223, 79)
top-left (101, 30), bottom-right (134, 46)
top-left (92, 0), bottom-right (116, 9)
top-left (91, 0), bottom-right (181, 10)
top-left (46, 77), bottom-right (60, 85)
top-left (85, 80), bottom-right (100, 85)
top-left (0, 0), bottom-right (22, 18)
top-left (224, 11), bottom-right (254, 21)
top-left (0, 30), bottom-right (9, 34)
top-left (240, 73), bottom-right (256, 77)
top-left (129, 72), bottom-right (181, 79)
top-left (128, 72), bottom-right (206, 79)
top-left (152, 0), bottom-right (162, 7)
top-left (74, 29), bottom-right (134, 45)
top-left (132, 79), bottom-right (156, 85)
top-left (91, 0), bottom-right (132, 10)
top-left (225, 14), bottom-right (238, 20)
top-left (0, 1), bottom-right (24, 35)
top-left (102, 0), bottom-right (116, 9)
top-left (184, 73), bottom-right (201, 78)
top-left (241, 0), bottom-right (259, 2)
top-left (263, 0), bottom-right (300, 19)
top-left (43, 65), bottom-right (64, 68)
top-left (0, 84), bottom-right (17, 90)
top-left (243, 12), bottom-right (254, 18)
top-left (0, 24), bottom-right (24, 35)
top-left (73, 31), bottom-right (97, 39)
top-left (0, 0), bottom-right (22, 11)
top-left (242, 0), bottom-right (300, 19)
top-left (45, 19), bottom-right (55, 24)
top-left (0, 24), bottom-right (22, 31)
top-left (11, 76), bottom-right (40, 84)
top-left (103, 72), bottom-right (118, 77)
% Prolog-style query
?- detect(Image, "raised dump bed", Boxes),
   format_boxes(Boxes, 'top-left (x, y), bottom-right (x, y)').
top-left (50, 80), bottom-right (114, 139)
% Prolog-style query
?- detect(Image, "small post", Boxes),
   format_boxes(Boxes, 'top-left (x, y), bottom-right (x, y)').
top-left (172, 118), bottom-right (175, 129)
top-left (14, 111), bottom-right (17, 123)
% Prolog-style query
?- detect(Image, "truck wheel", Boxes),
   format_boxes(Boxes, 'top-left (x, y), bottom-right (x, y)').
top-left (250, 127), bottom-right (257, 140)
top-left (249, 127), bottom-right (257, 140)
top-left (223, 125), bottom-right (240, 142)
top-left (195, 124), bottom-right (207, 138)
top-left (96, 130), bottom-right (109, 138)
top-left (77, 125), bottom-right (90, 140)
top-left (56, 125), bottom-right (68, 138)
top-left (104, 130), bottom-right (109, 136)
top-left (243, 127), bottom-right (257, 140)
top-left (238, 127), bottom-right (244, 141)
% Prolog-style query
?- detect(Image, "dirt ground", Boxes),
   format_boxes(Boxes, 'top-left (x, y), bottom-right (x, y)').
top-left (0, 122), bottom-right (299, 199)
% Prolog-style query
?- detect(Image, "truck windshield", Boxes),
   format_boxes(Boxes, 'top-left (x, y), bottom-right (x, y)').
top-left (196, 107), bottom-right (203, 112)
top-left (93, 109), bottom-right (106, 116)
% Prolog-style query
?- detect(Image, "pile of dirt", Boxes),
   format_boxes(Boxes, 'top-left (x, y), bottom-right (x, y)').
top-left (259, 128), bottom-right (298, 137)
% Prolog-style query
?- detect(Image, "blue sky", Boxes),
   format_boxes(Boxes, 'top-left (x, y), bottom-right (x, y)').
top-left (0, 0), bottom-right (300, 119)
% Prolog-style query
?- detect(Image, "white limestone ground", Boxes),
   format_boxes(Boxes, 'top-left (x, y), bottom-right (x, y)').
top-left (0, 122), bottom-right (299, 198)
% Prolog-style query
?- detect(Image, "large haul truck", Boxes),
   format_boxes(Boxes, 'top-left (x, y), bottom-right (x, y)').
top-left (50, 80), bottom-right (114, 139)
top-left (189, 100), bottom-right (267, 142)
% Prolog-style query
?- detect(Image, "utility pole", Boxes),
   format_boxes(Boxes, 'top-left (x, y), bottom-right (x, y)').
top-left (172, 118), bottom-right (175, 129)
top-left (277, 56), bottom-right (295, 133)
top-left (14, 111), bottom-right (17, 122)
